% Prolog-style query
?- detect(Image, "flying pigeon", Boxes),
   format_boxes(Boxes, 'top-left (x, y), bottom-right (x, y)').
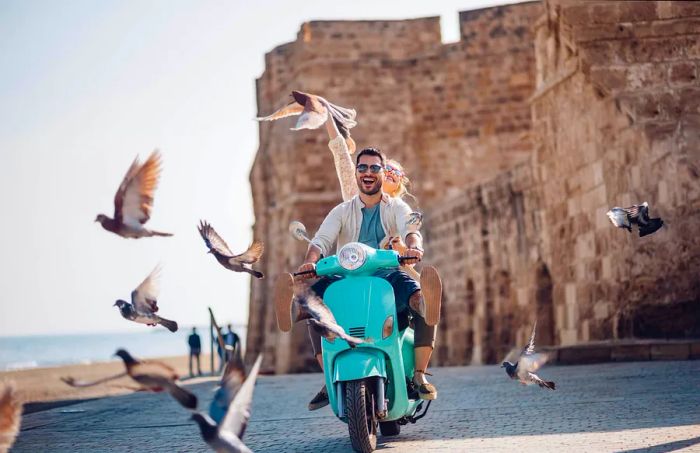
top-left (0, 381), bottom-right (22, 452)
top-left (62, 349), bottom-right (197, 409)
top-left (606, 202), bottom-right (664, 237)
top-left (293, 284), bottom-right (364, 348)
top-left (191, 355), bottom-right (263, 453)
top-left (406, 211), bottom-right (423, 232)
top-left (198, 220), bottom-right (265, 279)
top-left (95, 150), bottom-right (173, 238)
top-left (501, 321), bottom-right (555, 390)
top-left (114, 266), bottom-right (179, 332)
top-left (209, 345), bottom-right (246, 424)
top-left (257, 90), bottom-right (358, 153)
top-left (114, 349), bottom-right (197, 409)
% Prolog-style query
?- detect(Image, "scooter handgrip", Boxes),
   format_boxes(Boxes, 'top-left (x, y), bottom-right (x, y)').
top-left (293, 270), bottom-right (317, 277)
top-left (398, 255), bottom-right (421, 263)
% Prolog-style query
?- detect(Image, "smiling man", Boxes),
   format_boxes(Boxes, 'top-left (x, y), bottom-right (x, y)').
top-left (277, 147), bottom-right (442, 410)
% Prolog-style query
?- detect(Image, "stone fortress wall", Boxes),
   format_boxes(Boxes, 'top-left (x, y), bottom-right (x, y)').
top-left (248, 1), bottom-right (700, 373)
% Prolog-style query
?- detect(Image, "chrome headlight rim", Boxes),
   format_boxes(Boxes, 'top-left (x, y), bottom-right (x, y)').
top-left (337, 242), bottom-right (368, 271)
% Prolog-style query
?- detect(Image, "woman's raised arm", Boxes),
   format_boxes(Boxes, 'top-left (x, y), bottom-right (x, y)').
top-left (325, 115), bottom-right (358, 201)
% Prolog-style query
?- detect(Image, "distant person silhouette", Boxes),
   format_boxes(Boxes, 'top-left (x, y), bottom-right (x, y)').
top-left (224, 324), bottom-right (241, 357)
top-left (188, 327), bottom-right (202, 377)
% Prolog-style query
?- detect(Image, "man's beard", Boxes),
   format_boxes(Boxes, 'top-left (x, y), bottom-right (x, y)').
top-left (359, 179), bottom-right (382, 195)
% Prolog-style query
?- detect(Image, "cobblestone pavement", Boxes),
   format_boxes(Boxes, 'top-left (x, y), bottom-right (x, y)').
top-left (13, 361), bottom-right (700, 452)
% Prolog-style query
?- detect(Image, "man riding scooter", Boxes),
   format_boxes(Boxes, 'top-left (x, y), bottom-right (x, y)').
top-left (275, 147), bottom-right (442, 408)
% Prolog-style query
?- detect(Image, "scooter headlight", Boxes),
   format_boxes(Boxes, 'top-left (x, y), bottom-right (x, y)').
top-left (338, 243), bottom-right (367, 271)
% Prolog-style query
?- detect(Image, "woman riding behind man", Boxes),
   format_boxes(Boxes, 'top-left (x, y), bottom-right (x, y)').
top-left (301, 115), bottom-right (441, 411)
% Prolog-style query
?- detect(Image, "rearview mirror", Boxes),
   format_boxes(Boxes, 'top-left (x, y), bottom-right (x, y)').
top-left (289, 221), bottom-right (311, 243)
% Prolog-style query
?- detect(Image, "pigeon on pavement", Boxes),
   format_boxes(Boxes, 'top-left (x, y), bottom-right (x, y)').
top-left (114, 266), bottom-right (178, 332)
top-left (191, 355), bottom-right (263, 453)
top-left (501, 321), bottom-right (555, 390)
top-left (294, 284), bottom-right (364, 348)
top-left (198, 221), bottom-right (265, 279)
top-left (606, 202), bottom-right (664, 237)
top-left (95, 150), bottom-right (173, 238)
top-left (0, 381), bottom-right (22, 452)
top-left (257, 90), bottom-right (358, 153)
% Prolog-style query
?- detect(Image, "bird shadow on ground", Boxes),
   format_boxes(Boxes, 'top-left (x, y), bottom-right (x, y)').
top-left (615, 435), bottom-right (700, 453)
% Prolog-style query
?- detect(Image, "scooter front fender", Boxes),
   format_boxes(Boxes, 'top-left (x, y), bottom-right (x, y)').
top-left (332, 348), bottom-right (387, 383)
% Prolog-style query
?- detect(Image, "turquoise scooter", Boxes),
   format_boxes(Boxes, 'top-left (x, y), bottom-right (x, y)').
top-left (289, 222), bottom-right (432, 453)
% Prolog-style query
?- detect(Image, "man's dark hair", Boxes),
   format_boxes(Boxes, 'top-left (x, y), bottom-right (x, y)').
top-left (356, 147), bottom-right (386, 167)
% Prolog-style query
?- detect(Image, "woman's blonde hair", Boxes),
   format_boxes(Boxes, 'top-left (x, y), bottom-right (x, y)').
top-left (386, 159), bottom-right (417, 204)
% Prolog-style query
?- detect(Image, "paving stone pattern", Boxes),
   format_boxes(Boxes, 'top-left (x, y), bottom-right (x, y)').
top-left (14, 361), bottom-right (700, 452)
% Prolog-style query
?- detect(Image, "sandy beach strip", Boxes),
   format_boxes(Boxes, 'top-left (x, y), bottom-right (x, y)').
top-left (0, 354), bottom-right (214, 411)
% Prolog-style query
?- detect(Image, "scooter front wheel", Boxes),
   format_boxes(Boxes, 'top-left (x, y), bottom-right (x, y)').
top-left (346, 379), bottom-right (378, 453)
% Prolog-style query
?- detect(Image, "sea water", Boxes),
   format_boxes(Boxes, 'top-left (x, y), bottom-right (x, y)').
top-left (0, 325), bottom-right (247, 371)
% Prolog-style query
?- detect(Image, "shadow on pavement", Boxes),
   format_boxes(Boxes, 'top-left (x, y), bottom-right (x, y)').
top-left (615, 435), bottom-right (700, 453)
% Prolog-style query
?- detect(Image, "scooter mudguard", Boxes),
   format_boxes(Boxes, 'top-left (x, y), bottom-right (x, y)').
top-left (332, 348), bottom-right (387, 383)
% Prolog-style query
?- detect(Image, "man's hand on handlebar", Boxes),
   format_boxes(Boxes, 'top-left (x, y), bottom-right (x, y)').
top-left (295, 262), bottom-right (317, 279)
top-left (401, 247), bottom-right (423, 265)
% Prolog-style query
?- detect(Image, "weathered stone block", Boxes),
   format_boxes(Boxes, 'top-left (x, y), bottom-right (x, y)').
top-left (669, 61), bottom-right (697, 86)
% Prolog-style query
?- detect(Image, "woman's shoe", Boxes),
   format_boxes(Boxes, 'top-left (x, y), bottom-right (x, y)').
top-left (273, 273), bottom-right (295, 332)
top-left (419, 266), bottom-right (442, 326)
top-left (417, 382), bottom-right (437, 400)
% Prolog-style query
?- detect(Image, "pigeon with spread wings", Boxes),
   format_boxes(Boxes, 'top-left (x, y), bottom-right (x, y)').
top-left (95, 150), bottom-right (173, 238)
top-left (501, 321), bottom-right (555, 390)
top-left (606, 201), bottom-right (664, 237)
top-left (191, 355), bottom-right (263, 453)
top-left (62, 349), bottom-right (197, 409)
top-left (257, 90), bottom-right (358, 153)
top-left (293, 284), bottom-right (364, 348)
top-left (209, 345), bottom-right (246, 424)
top-left (0, 381), bottom-right (22, 453)
top-left (113, 266), bottom-right (178, 332)
top-left (198, 220), bottom-right (264, 279)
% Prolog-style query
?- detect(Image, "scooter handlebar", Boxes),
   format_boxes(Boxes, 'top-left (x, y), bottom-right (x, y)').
top-left (293, 269), bottom-right (317, 277)
top-left (398, 255), bottom-right (421, 264)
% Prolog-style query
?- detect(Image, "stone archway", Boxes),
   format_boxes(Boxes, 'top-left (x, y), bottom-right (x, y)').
top-left (535, 263), bottom-right (555, 346)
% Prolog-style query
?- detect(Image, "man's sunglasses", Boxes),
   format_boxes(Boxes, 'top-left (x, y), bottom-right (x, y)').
top-left (356, 164), bottom-right (384, 174)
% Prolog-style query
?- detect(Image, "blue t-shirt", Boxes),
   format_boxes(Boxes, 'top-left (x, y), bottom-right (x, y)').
top-left (358, 204), bottom-right (385, 249)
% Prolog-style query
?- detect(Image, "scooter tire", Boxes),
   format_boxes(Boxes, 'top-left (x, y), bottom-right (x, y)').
top-left (346, 380), bottom-right (378, 452)
top-left (379, 421), bottom-right (401, 436)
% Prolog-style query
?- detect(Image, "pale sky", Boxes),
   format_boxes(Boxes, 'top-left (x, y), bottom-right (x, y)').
top-left (0, 0), bottom-right (519, 337)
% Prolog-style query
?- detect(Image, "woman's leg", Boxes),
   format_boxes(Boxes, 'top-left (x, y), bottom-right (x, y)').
top-left (411, 311), bottom-right (437, 387)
